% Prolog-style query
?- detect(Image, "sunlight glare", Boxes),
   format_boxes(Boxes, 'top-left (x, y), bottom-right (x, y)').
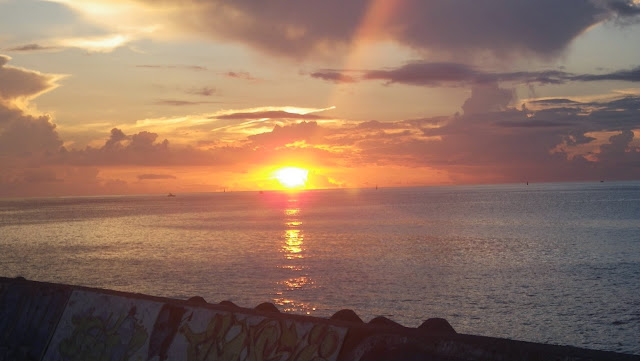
top-left (274, 167), bottom-right (309, 189)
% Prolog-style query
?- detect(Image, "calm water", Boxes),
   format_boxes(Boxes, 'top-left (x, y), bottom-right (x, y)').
top-left (1, 182), bottom-right (639, 354)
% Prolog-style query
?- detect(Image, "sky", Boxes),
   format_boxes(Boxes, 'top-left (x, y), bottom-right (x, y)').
top-left (1, 0), bottom-right (640, 197)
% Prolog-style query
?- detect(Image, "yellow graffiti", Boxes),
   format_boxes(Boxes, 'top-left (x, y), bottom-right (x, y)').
top-left (180, 314), bottom-right (340, 361)
top-left (58, 307), bottom-right (148, 361)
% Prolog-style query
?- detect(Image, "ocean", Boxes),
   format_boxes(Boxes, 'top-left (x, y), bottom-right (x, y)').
top-left (1, 182), bottom-right (639, 354)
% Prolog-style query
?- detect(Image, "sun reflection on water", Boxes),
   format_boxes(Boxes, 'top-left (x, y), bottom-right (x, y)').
top-left (284, 208), bottom-right (300, 217)
top-left (283, 230), bottom-right (303, 258)
top-left (273, 196), bottom-right (317, 314)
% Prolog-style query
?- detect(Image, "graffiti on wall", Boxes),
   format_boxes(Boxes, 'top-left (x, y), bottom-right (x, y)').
top-left (2, 286), bottom-right (348, 361)
top-left (164, 308), bottom-right (347, 361)
top-left (147, 303), bottom-right (187, 361)
top-left (43, 291), bottom-right (162, 361)
top-left (0, 283), bottom-right (70, 361)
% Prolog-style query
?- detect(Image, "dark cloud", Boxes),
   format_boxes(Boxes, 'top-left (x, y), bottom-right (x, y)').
top-left (516, 96), bottom-right (640, 133)
top-left (570, 66), bottom-right (640, 82)
top-left (137, 174), bottom-right (177, 180)
top-left (603, 96), bottom-right (640, 111)
top-left (496, 120), bottom-right (576, 128)
top-left (364, 62), bottom-right (480, 86)
top-left (130, 131), bottom-right (167, 151)
top-left (604, 0), bottom-right (640, 16)
top-left (216, 111), bottom-right (324, 120)
top-left (134, 0), bottom-right (639, 58)
top-left (314, 62), bottom-right (640, 87)
top-left (0, 95), bottom-right (66, 196)
top-left (104, 128), bottom-right (127, 149)
top-left (403, 116), bottom-right (450, 127)
top-left (600, 130), bottom-right (634, 156)
top-left (225, 71), bottom-right (258, 81)
top-left (58, 128), bottom-right (254, 168)
top-left (5, 44), bottom-right (58, 52)
top-left (136, 64), bottom-right (207, 71)
top-left (0, 58), bottom-right (66, 195)
top-left (0, 55), bottom-right (59, 100)
top-left (310, 71), bottom-right (356, 83)
top-left (63, 128), bottom-right (172, 166)
top-left (596, 130), bottom-right (640, 177)
top-left (356, 120), bottom-right (393, 130)
top-left (154, 99), bottom-right (221, 106)
top-left (495, 70), bottom-right (570, 85)
top-left (391, 0), bottom-right (606, 57)
top-left (186, 87), bottom-right (216, 96)
top-left (461, 83), bottom-right (515, 115)
top-left (565, 132), bottom-right (598, 146)
top-left (0, 106), bottom-right (63, 157)
top-left (0, 57), bottom-right (63, 158)
top-left (529, 98), bottom-right (582, 105)
top-left (328, 89), bottom-right (640, 182)
top-left (582, 97), bottom-right (640, 132)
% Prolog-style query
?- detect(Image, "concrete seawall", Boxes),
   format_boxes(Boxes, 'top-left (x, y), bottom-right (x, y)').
top-left (1, 277), bottom-right (638, 361)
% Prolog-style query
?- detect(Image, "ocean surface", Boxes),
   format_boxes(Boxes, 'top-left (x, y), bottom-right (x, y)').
top-left (1, 182), bottom-right (639, 354)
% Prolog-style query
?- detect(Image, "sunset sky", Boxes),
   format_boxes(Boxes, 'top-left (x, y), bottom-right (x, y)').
top-left (1, 0), bottom-right (640, 197)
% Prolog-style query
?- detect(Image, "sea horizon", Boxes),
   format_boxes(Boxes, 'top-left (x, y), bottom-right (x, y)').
top-left (2, 178), bottom-right (637, 200)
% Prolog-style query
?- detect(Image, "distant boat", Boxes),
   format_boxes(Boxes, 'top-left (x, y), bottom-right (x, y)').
top-left (167, 193), bottom-right (176, 197)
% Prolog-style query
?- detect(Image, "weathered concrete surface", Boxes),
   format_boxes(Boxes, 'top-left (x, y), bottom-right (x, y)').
top-left (0, 279), bottom-right (70, 361)
top-left (1, 276), bottom-right (638, 361)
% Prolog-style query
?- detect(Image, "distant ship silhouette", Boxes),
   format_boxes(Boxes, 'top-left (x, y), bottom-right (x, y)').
top-left (167, 193), bottom-right (176, 197)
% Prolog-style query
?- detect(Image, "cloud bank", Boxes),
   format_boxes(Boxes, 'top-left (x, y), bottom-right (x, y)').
top-left (45, 0), bottom-right (640, 59)
top-left (312, 62), bottom-right (640, 87)
top-left (173, 0), bottom-right (640, 58)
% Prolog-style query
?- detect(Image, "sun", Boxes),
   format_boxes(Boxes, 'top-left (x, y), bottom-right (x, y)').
top-left (274, 167), bottom-right (309, 189)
